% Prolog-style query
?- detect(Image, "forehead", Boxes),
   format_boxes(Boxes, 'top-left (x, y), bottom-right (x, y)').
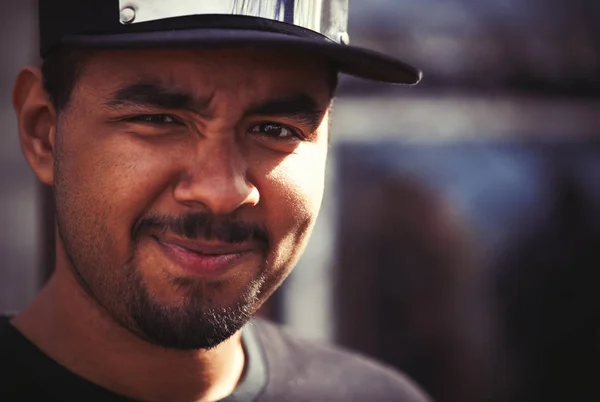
top-left (75, 47), bottom-right (333, 103)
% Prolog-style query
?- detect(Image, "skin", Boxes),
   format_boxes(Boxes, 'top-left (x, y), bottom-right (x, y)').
top-left (11, 48), bottom-right (333, 401)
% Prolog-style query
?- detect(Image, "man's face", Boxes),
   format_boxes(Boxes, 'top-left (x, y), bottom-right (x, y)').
top-left (51, 48), bottom-right (332, 349)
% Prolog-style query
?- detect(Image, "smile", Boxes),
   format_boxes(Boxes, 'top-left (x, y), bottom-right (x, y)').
top-left (153, 236), bottom-right (256, 278)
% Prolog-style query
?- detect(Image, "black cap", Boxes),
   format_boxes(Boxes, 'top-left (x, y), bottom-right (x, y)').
top-left (39, 0), bottom-right (422, 85)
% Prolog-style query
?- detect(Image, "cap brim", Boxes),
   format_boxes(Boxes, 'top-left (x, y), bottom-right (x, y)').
top-left (62, 29), bottom-right (422, 85)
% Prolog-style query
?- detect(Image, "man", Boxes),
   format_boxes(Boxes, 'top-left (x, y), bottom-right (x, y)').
top-left (1, 1), bottom-right (428, 401)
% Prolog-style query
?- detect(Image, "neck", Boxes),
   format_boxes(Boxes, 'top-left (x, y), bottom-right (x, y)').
top-left (11, 254), bottom-right (246, 402)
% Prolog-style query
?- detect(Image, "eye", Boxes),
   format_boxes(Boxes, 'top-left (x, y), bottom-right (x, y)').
top-left (249, 123), bottom-right (303, 140)
top-left (125, 114), bottom-right (183, 125)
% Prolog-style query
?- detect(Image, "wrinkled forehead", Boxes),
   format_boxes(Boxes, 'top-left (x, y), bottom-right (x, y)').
top-left (70, 49), bottom-right (335, 117)
top-left (77, 47), bottom-right (334, 104)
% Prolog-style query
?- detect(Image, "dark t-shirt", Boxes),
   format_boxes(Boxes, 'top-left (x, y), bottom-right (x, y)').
top-left (0, 316), bottom-right (429, 401)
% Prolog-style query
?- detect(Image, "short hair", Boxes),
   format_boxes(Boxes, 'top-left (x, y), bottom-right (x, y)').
top-left (41, 47), bottom-right (339, 113)
top-left (41, 47), bottom-right (90, 113)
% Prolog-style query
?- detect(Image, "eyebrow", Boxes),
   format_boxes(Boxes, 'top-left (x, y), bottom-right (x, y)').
top-left (104, 82), bottom-right (328, 131)
top-left (104, 82), bottom-right (207, 112)
top-left (245, 94), bottom-right (328, 132)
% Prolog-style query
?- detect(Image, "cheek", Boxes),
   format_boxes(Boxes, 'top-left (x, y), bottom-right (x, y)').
top-left (259, 147), bottom-right (328, 252)
top-left (54, 126), bottom-right (188, 254)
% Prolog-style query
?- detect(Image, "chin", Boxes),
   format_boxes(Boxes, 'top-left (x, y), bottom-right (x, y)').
top-left (120, 281), bottom-right (260, 350)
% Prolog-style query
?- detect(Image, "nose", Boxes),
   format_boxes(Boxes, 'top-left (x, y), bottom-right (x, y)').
top-left (173, 140), bottom-right (260, 215)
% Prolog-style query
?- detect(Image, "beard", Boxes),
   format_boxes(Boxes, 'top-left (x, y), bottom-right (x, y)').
top-left (118, 257), bottom-right (267, 350)
top-left (56, 208), bottom-right (272, 350)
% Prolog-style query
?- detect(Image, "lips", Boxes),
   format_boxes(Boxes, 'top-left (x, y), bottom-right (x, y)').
top-left (158, 236), bottom-right (253, 255)
top-left (153, 236), bottom-right (257, 278)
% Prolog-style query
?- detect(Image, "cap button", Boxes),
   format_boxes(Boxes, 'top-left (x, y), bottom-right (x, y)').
top-left (339, 32), bottom-right (350, 45)
top-left (120, 7), bottom-right (136, 24)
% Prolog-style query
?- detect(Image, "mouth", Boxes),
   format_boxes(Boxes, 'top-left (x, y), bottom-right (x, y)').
top-left (153, 236), bottom-right (257, 278)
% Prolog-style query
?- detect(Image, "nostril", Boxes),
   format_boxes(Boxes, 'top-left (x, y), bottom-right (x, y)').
top-left (173, 141), bottom-right (257, 213)
top-left (173, 174), bottom-right (259, 215)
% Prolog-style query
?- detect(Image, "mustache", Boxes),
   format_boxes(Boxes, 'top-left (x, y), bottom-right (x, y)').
top-left (132, 212), bottom-right (270, 249)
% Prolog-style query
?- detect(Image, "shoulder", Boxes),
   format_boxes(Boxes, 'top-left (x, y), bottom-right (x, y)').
top-left (0, 315), bottom-right (29, 373)
top-left (0, 315), bottom-right (41, 397)
top-left (0, 315), bottom-right (19, 354)
top-left (250, 319), bottom-right (431, 402)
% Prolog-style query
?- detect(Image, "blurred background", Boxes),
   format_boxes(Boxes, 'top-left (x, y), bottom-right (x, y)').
top-left (2, 1), bottom-right (600, 401)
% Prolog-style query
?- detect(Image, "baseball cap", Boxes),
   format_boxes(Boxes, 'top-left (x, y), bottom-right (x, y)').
top-left (39, 0), bottom-right (422, 85)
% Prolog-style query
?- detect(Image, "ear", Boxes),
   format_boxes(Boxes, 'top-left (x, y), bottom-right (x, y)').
top-left (13, 67), bottom-right (57, 186)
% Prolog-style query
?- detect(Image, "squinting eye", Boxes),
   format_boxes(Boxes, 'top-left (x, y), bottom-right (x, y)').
top-left (249, 123), bottom-right (301, 140)
top-left (126, 114), bottom-right (182, 125)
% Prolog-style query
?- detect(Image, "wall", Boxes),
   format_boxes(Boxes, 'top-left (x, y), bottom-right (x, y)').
top-left (0, 0), bottom-right (41, 313)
